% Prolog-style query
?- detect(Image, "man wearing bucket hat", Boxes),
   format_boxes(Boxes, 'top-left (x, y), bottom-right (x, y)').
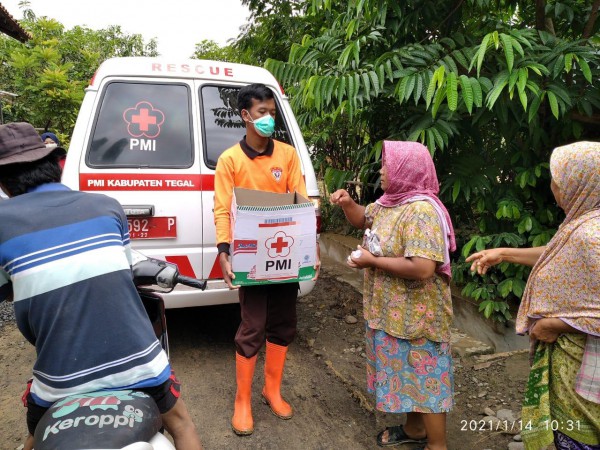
top-left (0, 122), bottom-right (202, 450)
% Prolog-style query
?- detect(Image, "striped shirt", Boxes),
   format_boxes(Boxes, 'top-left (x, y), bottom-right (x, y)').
top-left (0, 183), bottom-right (170, 406)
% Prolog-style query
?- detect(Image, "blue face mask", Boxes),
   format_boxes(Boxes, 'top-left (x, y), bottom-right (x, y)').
top-left (246, 112), bottom-right (276, 137)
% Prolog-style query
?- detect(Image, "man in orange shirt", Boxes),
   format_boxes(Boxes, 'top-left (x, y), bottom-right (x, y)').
top-left (214, 83), bottom-right (319, 436)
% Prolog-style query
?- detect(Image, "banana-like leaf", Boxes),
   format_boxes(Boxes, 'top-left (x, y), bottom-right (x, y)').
top-left (500, 33), bottom-right (514, 72)
top-left (361, 71), bottom-right (371, 101)
top-left (413, 74), bottom-right (423, 105)
top-left (369, 70), bottom-right (381, 96)
top-left (528, 92), bottom-right (544, 122)
top-left (425, 72), bottom-right (437, 108)
top-left (547, 91), bottom-right (559, 119)
top-left (518, 88), bottom-right (528, 111)
top-left (404, 74), bottom-right (416, 102)
top-left (471, 33), bottom-right (491, 76)
top-left (460, 74), bottom-right (473, 114)
top-left (447, 72), bottom-right (458, 111)
top-left (337, 76), bottom-right (347, 101)
top-left (577, 58), bottom-right (592, 83)
top-left (510, 36), bottom-right (525, 57)
top-left (470, 78), bottom-right (483, 107)
top-left (431, 84), bottom-right (447, 118)
top-left (486, 71), bottom-right (509, 109)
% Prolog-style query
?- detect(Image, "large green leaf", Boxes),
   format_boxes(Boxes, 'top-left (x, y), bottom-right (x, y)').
top-left (413, 73), bottom-right (423, 104)
top-left (404, 74), bottom-right (416, 102)
top-left (470, 78), bottom-right (483, 107)
top-left (369, 70), bottom-right (381, 96)
top-left (338, 43), bottom-right (353, 68)
top-left (517, 68), bottom-right (527, 93)
top-left (460, 75), bottom-right (473, 113)
top-left (473, 33), bottom-right (491, 76)
top-left (447, 72), bottom-right (458, 111)
top-left (500, 33), bottom-right (514, 72)
top-left (547, 91), bottom-right (559, 119)
top-left (486, 71), bottom-right (509, 109)
top-left (518, 88), bottom-right (528, 111)
top-left (431, 83), bottom-right (447, 118)
top-left (337, 76), bottom-right (347, 100)
top-left (361, 71), bottom-right (371, 100)
top-left (425, 72), bottom-right (437, 108)
top-left (577, 58), bottom-right (593, 83)
top-left (395, 76), bottom-right (409, 102)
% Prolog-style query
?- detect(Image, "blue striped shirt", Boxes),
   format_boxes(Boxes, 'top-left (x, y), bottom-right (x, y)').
top-left (0, 184), bottom-right (170, 406)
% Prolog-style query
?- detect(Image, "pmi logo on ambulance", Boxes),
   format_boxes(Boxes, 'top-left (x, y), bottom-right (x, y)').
top-left (123, 101), bottom-right (165, 152)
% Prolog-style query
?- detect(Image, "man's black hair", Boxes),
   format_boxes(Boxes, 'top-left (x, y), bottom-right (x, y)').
top-left (237, 83), bottom-right (274, 114)
top-left (0, 152), bottom-right (62, 197)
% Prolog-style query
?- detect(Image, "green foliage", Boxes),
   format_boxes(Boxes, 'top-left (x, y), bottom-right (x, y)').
top-left (233, 0), bottom-right (318, 65)
top-left (192, 40), bottom-right (242, 62)
top-left (0, 4), bottom-right (158, 144)
top-left (259, 0), bottom-right (600, 320)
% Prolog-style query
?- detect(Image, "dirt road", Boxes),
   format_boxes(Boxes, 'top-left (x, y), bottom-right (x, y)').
top-left (0, 265), bottom-right (533, 450)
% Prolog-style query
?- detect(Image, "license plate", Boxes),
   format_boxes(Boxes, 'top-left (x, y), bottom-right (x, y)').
top-left (127, 217), bottom-right (176, 240)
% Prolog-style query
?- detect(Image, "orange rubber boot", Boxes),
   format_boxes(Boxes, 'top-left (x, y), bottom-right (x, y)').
top-left (232, 353), bottom-right (257, 435)
top-left (262, 341), bottom-right (293, 419)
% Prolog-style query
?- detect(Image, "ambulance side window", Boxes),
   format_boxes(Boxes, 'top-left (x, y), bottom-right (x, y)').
top-left (87, 82), bottom-right (194, 168)
top-left (200, 85), bottom-right (292, 168)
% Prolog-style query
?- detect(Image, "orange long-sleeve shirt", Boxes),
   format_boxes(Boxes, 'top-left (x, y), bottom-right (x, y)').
top-left (214, 138), bottom-right (307, 247)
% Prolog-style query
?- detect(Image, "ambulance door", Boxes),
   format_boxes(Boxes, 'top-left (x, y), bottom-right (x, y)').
top-left (80, 79), bottom-right (203, 282)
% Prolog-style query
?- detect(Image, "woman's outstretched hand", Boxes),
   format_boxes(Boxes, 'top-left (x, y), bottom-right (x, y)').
top-left (465, 248), bottom-right (504, 275)
top-left (329, 189), bottom-right (366, 229)
top-left (330, 189), bottom-right (352, 207)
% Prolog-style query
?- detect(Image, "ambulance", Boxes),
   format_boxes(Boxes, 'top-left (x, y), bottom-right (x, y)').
top-left (61, 57), bottom-right (321, 308)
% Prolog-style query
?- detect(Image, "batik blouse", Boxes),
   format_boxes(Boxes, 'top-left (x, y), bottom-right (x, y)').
top-left (363, 201), bottom-right (453, 342)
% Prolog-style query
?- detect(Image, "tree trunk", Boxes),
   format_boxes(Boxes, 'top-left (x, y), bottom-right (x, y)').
top-left (583, 0), bottom-right (600, 39)
top-left (535, 0), bottom-right (546, 31)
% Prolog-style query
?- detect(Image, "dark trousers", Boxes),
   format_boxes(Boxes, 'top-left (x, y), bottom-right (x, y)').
top-left (235, 283), bottom-right (299, 358)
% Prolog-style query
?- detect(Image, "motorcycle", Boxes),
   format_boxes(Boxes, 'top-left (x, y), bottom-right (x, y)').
top-left (32, 253), bottom-right (207, 450)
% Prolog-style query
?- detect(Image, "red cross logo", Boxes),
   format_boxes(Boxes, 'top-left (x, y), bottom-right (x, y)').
top-left (270, 236), bottom-right (289, 253)
top-left (265, 231), bottom-right (294, 258)
top-left (123, 101), bottom-right (165, 138)
top-left (132, 108), bottom-right (157, 132)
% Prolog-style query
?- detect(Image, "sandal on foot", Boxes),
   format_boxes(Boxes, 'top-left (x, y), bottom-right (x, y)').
top-left (376, 425), bottom-right (427, 447)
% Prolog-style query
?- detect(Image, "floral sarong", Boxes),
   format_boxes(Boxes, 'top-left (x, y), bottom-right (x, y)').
top-left (365, 327), bottom-right (453, 413)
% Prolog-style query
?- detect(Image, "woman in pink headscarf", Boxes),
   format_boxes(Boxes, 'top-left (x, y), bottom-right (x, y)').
top-left (331, 141), bottom-right (456, 450)
top-left (467, 142), bottom-right (600, 450)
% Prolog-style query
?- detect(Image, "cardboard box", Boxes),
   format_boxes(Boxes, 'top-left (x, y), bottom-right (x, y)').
top-left (231, 187), bottom-right (317, 286)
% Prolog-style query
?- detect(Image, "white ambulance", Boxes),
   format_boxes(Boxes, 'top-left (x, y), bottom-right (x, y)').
top-left (61, 57), bottom-right (321, 308)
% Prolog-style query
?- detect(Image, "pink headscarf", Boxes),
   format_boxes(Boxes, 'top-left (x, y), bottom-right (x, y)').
top-left (376, 141), bottom-right (456, 278)
top-left (516, 141), bottom-right (600, 335)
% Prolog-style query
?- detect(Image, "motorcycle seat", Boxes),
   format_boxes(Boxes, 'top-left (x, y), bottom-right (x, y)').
top-left (33, 389), bottom-right (163, 449)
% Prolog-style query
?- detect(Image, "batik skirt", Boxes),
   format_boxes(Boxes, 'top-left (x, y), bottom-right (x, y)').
top-left (365, 326), bottom-right (454, 413)
top-left (521, 334), bottom-right (600, 450)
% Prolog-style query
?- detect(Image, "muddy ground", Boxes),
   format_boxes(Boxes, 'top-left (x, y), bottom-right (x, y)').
top-left (0, 264), bottom-right (535, 450)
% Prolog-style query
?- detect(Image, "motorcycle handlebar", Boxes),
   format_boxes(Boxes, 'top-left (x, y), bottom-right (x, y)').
top-left (176, 275), bottom-right (207, 291)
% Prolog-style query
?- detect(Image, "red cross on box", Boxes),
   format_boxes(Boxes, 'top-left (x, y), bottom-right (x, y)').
top-left (270, 236), bottom-right (290, 254)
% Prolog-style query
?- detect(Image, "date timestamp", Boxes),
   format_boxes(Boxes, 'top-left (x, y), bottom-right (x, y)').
top-left (461, 419), bottom-right (533, 432)
top-left (460, 419), bottom-right (582, 432)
